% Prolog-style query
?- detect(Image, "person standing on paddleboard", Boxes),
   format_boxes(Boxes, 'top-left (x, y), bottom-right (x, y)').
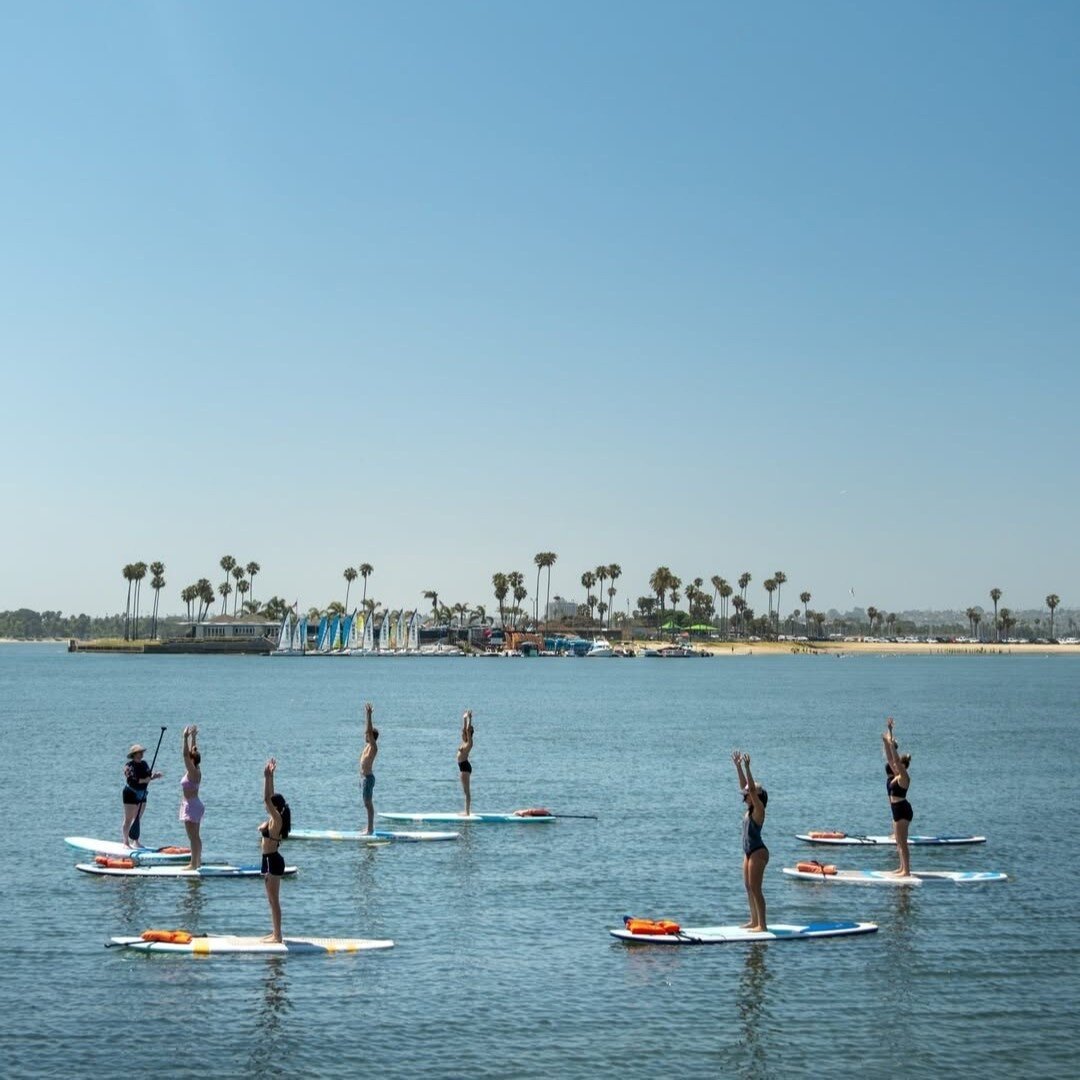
top-left (733, 750), bottom-right (768, 932)
top-left (360, 702), bottom-right (379, 834)
top-left (179, 726), bottom-right (204, 870)
top-left (883, 718), bottom-right (913, 876)
top-left (122, 744), bottom-right (163, 848)
top-left (259, 758), bottom-right (290, 943)
top-left (457, 710), bottom-right (474, 816)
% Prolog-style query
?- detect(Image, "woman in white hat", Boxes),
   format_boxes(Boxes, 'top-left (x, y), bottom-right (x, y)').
top-left (122, 744), bottom-right (163, 847)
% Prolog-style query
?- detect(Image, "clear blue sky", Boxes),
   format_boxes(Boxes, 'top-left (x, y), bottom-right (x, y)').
top-left (2, 1), bottom-right (1076, 618)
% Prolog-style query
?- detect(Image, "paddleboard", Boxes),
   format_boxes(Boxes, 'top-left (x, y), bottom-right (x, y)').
top-left (783, 867), bottom-right (1007, 886)
top-left (78, 863), bottom-right (298, 878)
top-left (611, 920), bottom-right (878, 944)
top-left (796, 832), bottom-right (986, 846)
top-left (290, 828), bottom-right (458, 843)
top-left (378, 812), bottom-right (555, 824)
top-left (109, 934), bottom-right (392, 954)
top-left (65, 837), bottom-right (191, 864)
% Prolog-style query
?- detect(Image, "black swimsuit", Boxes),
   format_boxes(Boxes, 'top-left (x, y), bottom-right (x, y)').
top-left (458, 760), bottom-right (472, 774)
top-left (260, 825), bottom-right (286, 876)
top-left (887, 775), bottom-right (913, 823)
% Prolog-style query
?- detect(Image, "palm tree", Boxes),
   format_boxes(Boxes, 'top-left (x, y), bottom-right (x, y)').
top-left (763, 578), bottom-right (777, 633)
top-left (649, 567), bottom-right (672, 636)
top-left (773, 571), bottom-right (787, 633)
top-left (359, 564), bottom-right (374, 608)
top-left (738, 572), bottom-right (751, 607)
top-left (236, 579), bottom-right (250, 612)
top-left (998, 607), bottom-right (1013, 643)
top-left (731, 595), bottom-right (746, 637)
top-left (541, 552), bottom-right (557, 631)
top-left (668, 575), bottom-right (683, 631)
top-left (533, 553), bottom-right (546, 625)
top-left (719, 581), bottom-right (733, 638)
top-left (800, 591), bottom-right (811, 636)
top-left (219, 555), bottom-right (236, 601)
top-left (423, 590), bottom-right (440, 623)
top-left (245, 562), bottom-right (260, 607)
top-left (581, 571), bottom-right (596, 622)
top-left (885, 612), bottom-right (897, 638)
top-left (122, 564), bottom-right (135, 640)
top-left (343, 567), bottom-right (358, 610)
top-left (132, 562), bottom-right (147, 639)
top-left (866, 606), bottom-right (879, 638)
top-left (231, 564), bottom-right (246, 615)
top-left (149, 561), bottom-right (165, 639)
top-left (492, 573), bottom-right (509, 627)
top-left (218, 581), bottom-right (232, 613)
top-left (990, 587), bottom-right (1002, 642)
top-left (971, 610), bottom-right (982, 640)
top-left (594, 566), bottom-right (608, 624)
top-left (813, 611), bottom-right (826, 639)
top-left (606, 564), bottom-right (622, 628)
top-left (181, 585), bottom-right (195, 623)
top-left (507, 571), bottom-right (526, 629)
top-left (197, 579), bottom-right (214, 622)
top-left (1046, 594), bottom-right (1061, 639)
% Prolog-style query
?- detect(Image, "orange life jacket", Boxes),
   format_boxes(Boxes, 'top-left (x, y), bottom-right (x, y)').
top-left (95, 856), bottom-right (136, 869)
top-left (513, 808), bottom-right (553, 817)
top-left (807, 831), bottom-right (846, 839)
top-left (796, 861), bottom-right (838, 875)
top-left (624, 917), bottom-right (681, 935)
top-left (141, 929), bottom-right (194, 944)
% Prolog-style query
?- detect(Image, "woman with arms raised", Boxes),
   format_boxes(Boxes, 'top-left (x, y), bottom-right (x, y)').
top-left (259, 758), bottom-right (291, 943)
top-left (733, 750), bottom-right (768, 932)
top-left (883, 717), bottom-right (913, 877)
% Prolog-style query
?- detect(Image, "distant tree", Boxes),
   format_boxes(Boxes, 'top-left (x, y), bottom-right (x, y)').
top-left (606, 564), bottom-right (622, 628)
top-left (219, 556), bottom-right (236, 610)
top-left (719, 581), bottom-right (733, 638)
top-left (245, 562), bottom-right (260, 607)
top-left (218, 580), bottom-right (232, 614)
top-left (236, 579), bottom-right (250, 612)
top-left (423, 589), bottom-right (440, 622)
top-left (813, 611), bottom-right (827, 639)
top-left (990, 587), bottom-right (1002, 642)
top-left (738, 572), bottom-right (751, 605)
top-left (149, 561), bottom-right (165, 639)
top-left (581, 571), bottom-right (596, 621)
top-left (763, 578), bottom-right (777, 632)
top-left (131, 562), bottom-right (147, 639)
top-left (866, 606), bottom-right (879, 637)
top-left (507, 572), bottom-right (525, 628)
top-left (492, 573), bottom-right (509, 626)
top-left (358, 563), bottom-right (374, 608)
top-left (1046, 594), bottom-right (1061, 639)
top-left (649, 567), bottom-right (672, 636)
top-left (731, 595), bottom-right (746, 637)
top-left (773, 571), bottom-right (787, 632)
top-left (231, 564), bottom-right (246, 616)
top-left (122, 564), bottom-right (135, 640)
top-left (197, 579), bottom-right (214, 622)
top-left (998, 607), bottom-right (1014, 642)
top-left (343, 567), bottom-right (358, 610)
top-left (800, 591), bottom-right (811, 635)
top-left (971, 610), bottom-right (982, 639)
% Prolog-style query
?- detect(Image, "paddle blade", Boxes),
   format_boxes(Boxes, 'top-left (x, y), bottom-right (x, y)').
top-left (129, 807), bottom-right (143, 842)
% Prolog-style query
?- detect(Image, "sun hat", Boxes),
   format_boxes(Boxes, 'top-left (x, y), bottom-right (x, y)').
top-left (128, 744), bottom-right (147, 757)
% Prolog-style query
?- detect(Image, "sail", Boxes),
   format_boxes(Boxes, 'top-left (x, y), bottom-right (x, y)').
top-left (347, 612), bottom-right (362, 650)
top-left (339, 614), bottom-right (354, 652)
top-left (315, 616), bottom-right (328, 651)
top-left (363, 612), bottom-right (374, 652)
top-left (326, 615), bottom-right (341, 652)
top-left (294, 617), bottom-right (307, 652)
top-left (397, 611), bottom-right (407, 652)
top-left (275, 614), bottom-right (293, 653)
top-left (378, 613), bottom-right (389, 652)
top-left (408, 610), bottom-right (420, 652)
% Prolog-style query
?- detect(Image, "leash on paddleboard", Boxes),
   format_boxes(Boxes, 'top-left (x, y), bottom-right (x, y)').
top-left (129, 726), bottom-right (167, 842)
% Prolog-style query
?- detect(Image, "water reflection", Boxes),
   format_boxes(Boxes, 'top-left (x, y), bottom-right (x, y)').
top-left (246, 958), bottom-right (292, 1075)
top-left (179, 879), bottom-right (207, 925)
top-left (736, 944), bottom-right (771, 1078)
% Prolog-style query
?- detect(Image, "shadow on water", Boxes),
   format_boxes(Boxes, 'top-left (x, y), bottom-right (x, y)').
top-left (735, 943), bottom-right (772, 1078)
top-left (246, 958), bottom-right (292, 1075)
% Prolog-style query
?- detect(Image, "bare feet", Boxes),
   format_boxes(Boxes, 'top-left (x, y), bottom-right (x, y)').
top-left (260, 934), bottom-right (283, 943)
top-left (746, 925), bottom-right (766, 933)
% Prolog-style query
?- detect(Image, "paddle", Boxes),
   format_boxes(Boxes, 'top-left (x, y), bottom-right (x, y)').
top-left (129, 726), bottom-right (166, 843)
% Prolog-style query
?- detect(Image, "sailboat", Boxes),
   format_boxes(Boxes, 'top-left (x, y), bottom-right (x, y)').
top-left (407, 610), bottom-right (420, 653)
top-left (294, 616), bottom-right (308, 653)
top-left (337, 613), bottom-right (354, 654)
top-left (378, 613), bottom-right (390, 652)
top-left (363, 612), bottom-right (375, 653)
top-left (272, 613), bottom-right (294, 657)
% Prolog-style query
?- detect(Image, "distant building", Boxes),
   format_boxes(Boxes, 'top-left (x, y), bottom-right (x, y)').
top-left (187, 614), bottom-right (279, 641)
top-left (545, 596), bottom-right (578, 621)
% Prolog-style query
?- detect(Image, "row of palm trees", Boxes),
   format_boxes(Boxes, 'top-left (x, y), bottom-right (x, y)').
top-left (120, 561), bottom-right (166, 640)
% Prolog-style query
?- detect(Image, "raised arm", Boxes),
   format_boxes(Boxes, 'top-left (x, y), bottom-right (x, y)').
top-left (461, 710), bottom-right (474, 749)
top-left (732, 749), bottom-right (747, 789)
top-left (263, 758), bottom-right (281, 826)
top-left (182, 726), bottom-right (195, 768)
top-left (741, 753), bottom-right (765, 817)
top-left (882, 718), bottom-right (899, 767)
top-left (365, 702), bottom-right (374, 741)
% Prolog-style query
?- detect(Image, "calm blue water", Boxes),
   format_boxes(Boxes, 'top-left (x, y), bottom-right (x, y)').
top-left (1, 645), bottom-right (1077, 1078)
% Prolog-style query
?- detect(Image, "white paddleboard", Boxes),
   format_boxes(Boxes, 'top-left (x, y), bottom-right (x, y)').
top-left (290, 828), bottom-right (458, 843)
top-left (109, 934), bottom-right (392, 954)
top-left (65, 837), bottom-right (191, 863)
top-left (783, 867), bottom-right (1007, 886)
top-left (796, 833), bottom-right (986, 846)
top-left (378, 812), bottom-right (555, 824)
top-left (78, 863), bottom-right (298, 878)
top-left (611, 920), bottom-right (878, 944)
